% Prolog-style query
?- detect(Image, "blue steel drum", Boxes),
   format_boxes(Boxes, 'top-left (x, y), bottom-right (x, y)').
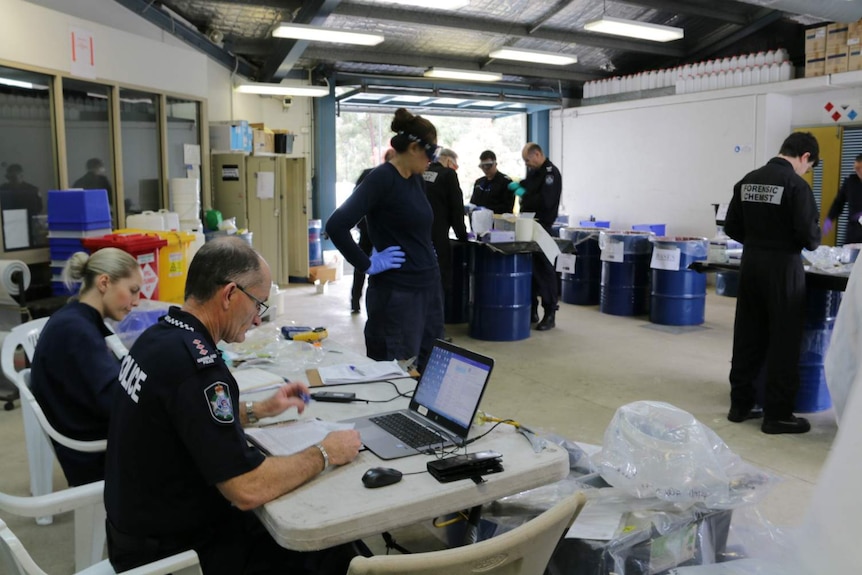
top-left (797, 288), bottom-right (840, 412)
top-left (469, 246), bottom-right (532, 341)
top-left (715, 270), bottom-right (739, 297)
top-left (649, 237), bottom-right (709, 326)
top-left (444, 240), bottom-right (470, 324)
top-left (599, 231), bottom-right (653, 316)
top-left (560, 228), bottom-right (601, 306)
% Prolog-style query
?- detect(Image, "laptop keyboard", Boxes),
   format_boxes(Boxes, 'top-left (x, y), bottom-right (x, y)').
top-left (370, 412), bottom-right (448, 449)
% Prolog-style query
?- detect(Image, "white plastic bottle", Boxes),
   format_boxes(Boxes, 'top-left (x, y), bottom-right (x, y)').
top-left (717, 70), bottom-right (728, 89)
top-left (769, 62), bottom-right (780, 82)
top-left (675, 75), bottom-right (686, 94)
top-left (779, 60), bottom-right (792, 81)
top-left (742, 67), bottom-right (752, 86)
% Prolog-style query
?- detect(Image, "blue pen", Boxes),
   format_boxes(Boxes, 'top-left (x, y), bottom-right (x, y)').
top-left (299, 392), bottom-right (312, 404)
top-left (349, 365), bottom-right (366, 376)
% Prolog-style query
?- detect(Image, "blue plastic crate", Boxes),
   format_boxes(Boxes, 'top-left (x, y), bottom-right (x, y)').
top-left (632, 223), bottom-right (666, 236)
top-left (51, 280), bottom-right (79, 297)
top-left (579, 220), bottom-right (611, 228)
top-left (49, 238), bottom-right (87, 261)
top-left (47, 189), bottom-right (111, 229)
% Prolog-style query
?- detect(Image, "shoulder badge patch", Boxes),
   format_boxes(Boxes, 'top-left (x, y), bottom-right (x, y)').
top-left (545, 174), bottom-right (555, 185)
top-left (204, 381), bottom-right (234, 423)
top-left (185, 334), bottom-right (219, 368)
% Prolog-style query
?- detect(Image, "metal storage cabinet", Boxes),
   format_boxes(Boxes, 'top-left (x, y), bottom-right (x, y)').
top-left (211, 153), bottom-right (308, 284)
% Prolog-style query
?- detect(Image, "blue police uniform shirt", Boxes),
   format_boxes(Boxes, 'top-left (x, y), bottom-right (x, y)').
top-left (31, 300), bottom-right (120, 485)
top-left (104, 306), bottom-right (265, 539)
top-left (326, 161), bottom-right (438, 289)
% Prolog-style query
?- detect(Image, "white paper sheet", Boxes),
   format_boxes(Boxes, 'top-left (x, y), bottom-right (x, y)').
top-left (183, 143), bottom-right (201, 166)
top-left (564, 500), bottom-right (623, 541)
top-left (233, 367), bottom-right (285, 393)
top-left (245, 419), bottom-right (355, 457)
top-left (317, 360), bottom-right (409, 384)
top-left (256, 171), bottom-right (275, 199)
top-left (2, 209), bottom-right (29, 249)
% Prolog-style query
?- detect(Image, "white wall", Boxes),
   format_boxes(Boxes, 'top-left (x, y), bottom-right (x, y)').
top-left (551, 94), bottom-right (762, 238)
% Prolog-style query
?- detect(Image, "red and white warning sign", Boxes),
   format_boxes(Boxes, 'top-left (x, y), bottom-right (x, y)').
top-left (139, 263), bottom-right (159, 300)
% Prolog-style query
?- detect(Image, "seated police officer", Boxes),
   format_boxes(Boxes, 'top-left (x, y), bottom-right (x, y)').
top-left (104, 236), bottom-right (362, 574)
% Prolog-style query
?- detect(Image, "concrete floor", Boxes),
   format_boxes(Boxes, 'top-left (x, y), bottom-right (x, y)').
top-left (0, 277), bottom-right (838, 573)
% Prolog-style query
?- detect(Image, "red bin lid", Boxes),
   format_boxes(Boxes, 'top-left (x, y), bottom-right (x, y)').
top-left (81, 233), bottom-right (168, 254)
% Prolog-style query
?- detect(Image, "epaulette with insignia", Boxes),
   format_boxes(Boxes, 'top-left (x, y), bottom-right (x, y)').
top-left (184, 332), bottom-right (220, 369)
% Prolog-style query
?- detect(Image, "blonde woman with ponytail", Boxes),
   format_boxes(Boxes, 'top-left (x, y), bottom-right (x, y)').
top-left (30, 248), bottom-right (142, 485)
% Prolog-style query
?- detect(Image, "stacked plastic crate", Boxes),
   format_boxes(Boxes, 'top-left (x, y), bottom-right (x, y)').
top-left (46, 189), bottom-right (112, 296)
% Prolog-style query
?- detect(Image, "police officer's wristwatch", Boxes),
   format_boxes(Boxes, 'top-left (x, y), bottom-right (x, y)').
top-left (245, 401), bottom-right (258, 424)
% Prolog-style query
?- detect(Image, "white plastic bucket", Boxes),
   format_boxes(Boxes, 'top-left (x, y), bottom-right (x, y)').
top-left (158, 209), bottom-right (180, 231)
top-left (126, 210), bottom-right (166, 231)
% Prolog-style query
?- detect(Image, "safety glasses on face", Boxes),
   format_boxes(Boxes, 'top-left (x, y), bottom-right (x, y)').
top-left (235, 284), bottom-right (270, 317)
top-left (400, 131), bottom-right (441, 162)
top-left (479, 162), bottom-right (495, 169)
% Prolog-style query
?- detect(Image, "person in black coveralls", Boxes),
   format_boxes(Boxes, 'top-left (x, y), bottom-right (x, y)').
top-left (73, 158), bottom-right (114, 196)
top-left (351, 149), bottom-right (396, 313)
top-left (823, 153), bottom-right (862, 245)
top-left (471, 150), bottom-right (514, 215)
top-left (104, 237), bottom-right (362, 574)
top-left (327, 108), bottom-right (444, 372)
top-left (520, 142), bottom-right (562, 331)
top-left (423, 148), bottom-right (468, 338)
top-left (724, 131), bottom-right (821, 435)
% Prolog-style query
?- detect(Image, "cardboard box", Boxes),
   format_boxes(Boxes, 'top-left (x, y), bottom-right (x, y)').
top-left (210, 121), bottom-right (251, 152)
top-left (805, 25), bottom-right (827, 53)
top-left (849, 46), bottom-right (862, 71)
top-left (323, 250), bottom-right (344, 281)
top-left (827, 22), bottom-right (850, 50)
top-left (252, 129), bottom-right (275, 154)
top-left (249, 122), bottom-right (266, 130)
top-left (308, 265), bottom-right (338, 283)
top-left (481, 230), bottom-right (516, 243)
top-left (805, 51), bottom-right (826, 77)
top-left (826, 45), bottom-right (849, 74)
top-left (848, 22), bottom-right (862, 48)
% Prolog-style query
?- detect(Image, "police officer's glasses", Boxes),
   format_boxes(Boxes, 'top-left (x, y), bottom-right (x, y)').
top-left (236, 284), bottom-right (270, 317)
top-left (479, 162), bottom-right (495, 169)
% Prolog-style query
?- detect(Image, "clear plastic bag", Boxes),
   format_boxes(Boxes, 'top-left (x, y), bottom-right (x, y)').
top-left (595, 401), bottom-right (777, 508)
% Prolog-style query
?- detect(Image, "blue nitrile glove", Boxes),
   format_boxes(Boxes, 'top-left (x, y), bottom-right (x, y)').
top-left (852, 212), bottom-right (862, 225)
top-left (823, 218), bottom-right (833, 235)
top-left (367, 246), bottom-right (406, 275)
top-left (507, 181), bottom-right (526, 197)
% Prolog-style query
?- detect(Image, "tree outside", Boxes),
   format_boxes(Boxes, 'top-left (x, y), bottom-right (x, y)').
top-left (335, 111), bottom-right (526, 209)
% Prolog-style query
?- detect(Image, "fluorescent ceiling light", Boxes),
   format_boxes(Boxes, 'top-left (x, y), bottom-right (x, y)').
top-left (489, 47), bottom-right (577, 66)
top-left (584, 16), bottom-right (683, 42)
top-left (373, 0), bottom-right (469, 9)
top-left (424, 68), bottom-right (502, 82)
top-left (272, 23), bottom-right (384, 46)
top-left (235, 82), bottom-right (330, 97)
top-left (0, 77), bottom-right (33, 89)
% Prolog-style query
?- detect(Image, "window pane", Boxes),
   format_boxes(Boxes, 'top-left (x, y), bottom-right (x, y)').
top-left (0, 65), bottom-right (55, 251)
top-left (119, 88), bottom-right (161, 217)
top-left (63, 79), bottom-right (115, 226)
top-left (166, 97), bottom-right (200, 179)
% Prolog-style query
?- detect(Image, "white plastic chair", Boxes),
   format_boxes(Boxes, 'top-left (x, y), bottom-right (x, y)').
top-left (0, 480), bottom-right (105, 572)
top-left (347, 492), bottom-right (587, 575)
top-left (1, 318), bottom-right (108, 526)
top-left (1, 517), bottom-right (201, 575)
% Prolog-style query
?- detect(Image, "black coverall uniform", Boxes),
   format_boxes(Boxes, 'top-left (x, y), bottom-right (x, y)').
top-left (471, 171), bottom-right (514, 215)
top-left (423, 161), bottom-right (468, 294)
top-left (826, 172), bottom-right (862, 245)
top-left (520, 158), bottom-right (562, 314)
top-left (725, 157), bottom-right (821, 421)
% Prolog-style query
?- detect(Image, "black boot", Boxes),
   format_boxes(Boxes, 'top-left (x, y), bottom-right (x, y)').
top-left (530, 304), bottom-right (539, 323)
top-left (535, 309), bottom-right (556, 331)
top-left (351, 299), bottom-right (360, 314)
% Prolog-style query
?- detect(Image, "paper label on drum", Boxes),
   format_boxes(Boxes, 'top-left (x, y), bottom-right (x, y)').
top-left (601, 241), bottom-right (624, 262)
top-left (556, 253), bottom-right (576, 273)
top-left (651, 247), bottom-right (681, 270)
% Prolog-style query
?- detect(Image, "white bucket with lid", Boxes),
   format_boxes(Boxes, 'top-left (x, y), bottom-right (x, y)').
top-left (126, 210), bottom-right (166, 231)
top-left (158, 209), bottom-right (180, 231)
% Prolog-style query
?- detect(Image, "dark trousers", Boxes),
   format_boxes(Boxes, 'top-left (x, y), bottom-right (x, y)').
top-left (729, 250), bottom-right (806, 420)
top-left (351, 271), bottom-right (366, 308)
top-left (531, 253), bottom-right (559, 312)
top-left (365, 278), bottom-right (444, 373)
top-left (108, 512), bottom-right (357, 575)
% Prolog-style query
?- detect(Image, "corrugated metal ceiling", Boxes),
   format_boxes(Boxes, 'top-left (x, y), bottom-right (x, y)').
top-left (111, 0), bottom-right (862, 116)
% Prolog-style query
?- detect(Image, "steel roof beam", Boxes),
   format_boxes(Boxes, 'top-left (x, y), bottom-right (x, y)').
top-left (112, 0), bottom-right (256, 77)
top-left (614, 0), bottom-right (754, 25)
top-left (335, 3), bottom-right (685, 58)
top-left (685, 8), bottom-right (784, 60)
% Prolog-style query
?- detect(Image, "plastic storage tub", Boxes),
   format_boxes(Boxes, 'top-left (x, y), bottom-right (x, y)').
top-left (47, 189), bottom-right (111, 230)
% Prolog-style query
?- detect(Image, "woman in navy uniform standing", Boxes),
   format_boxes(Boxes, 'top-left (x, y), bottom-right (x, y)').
top-left (327, 108), bottom-right (444, 372)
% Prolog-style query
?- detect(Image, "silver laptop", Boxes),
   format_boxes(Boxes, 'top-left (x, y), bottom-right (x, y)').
top-left (342, 340), bottom-right (494, 460)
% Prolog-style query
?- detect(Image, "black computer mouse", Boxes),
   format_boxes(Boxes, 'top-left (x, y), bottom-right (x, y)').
top-left (362, 467), bottom-right (403, 488)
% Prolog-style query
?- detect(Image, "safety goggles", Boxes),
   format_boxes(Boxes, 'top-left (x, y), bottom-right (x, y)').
top-left (400, 131), bottom-right (441, 162)
top-left (479, 162), bottom-right (495, 169)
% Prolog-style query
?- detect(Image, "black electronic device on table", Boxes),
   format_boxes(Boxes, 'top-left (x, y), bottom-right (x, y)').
top-left (427, 451), bottom-right (503, 483)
